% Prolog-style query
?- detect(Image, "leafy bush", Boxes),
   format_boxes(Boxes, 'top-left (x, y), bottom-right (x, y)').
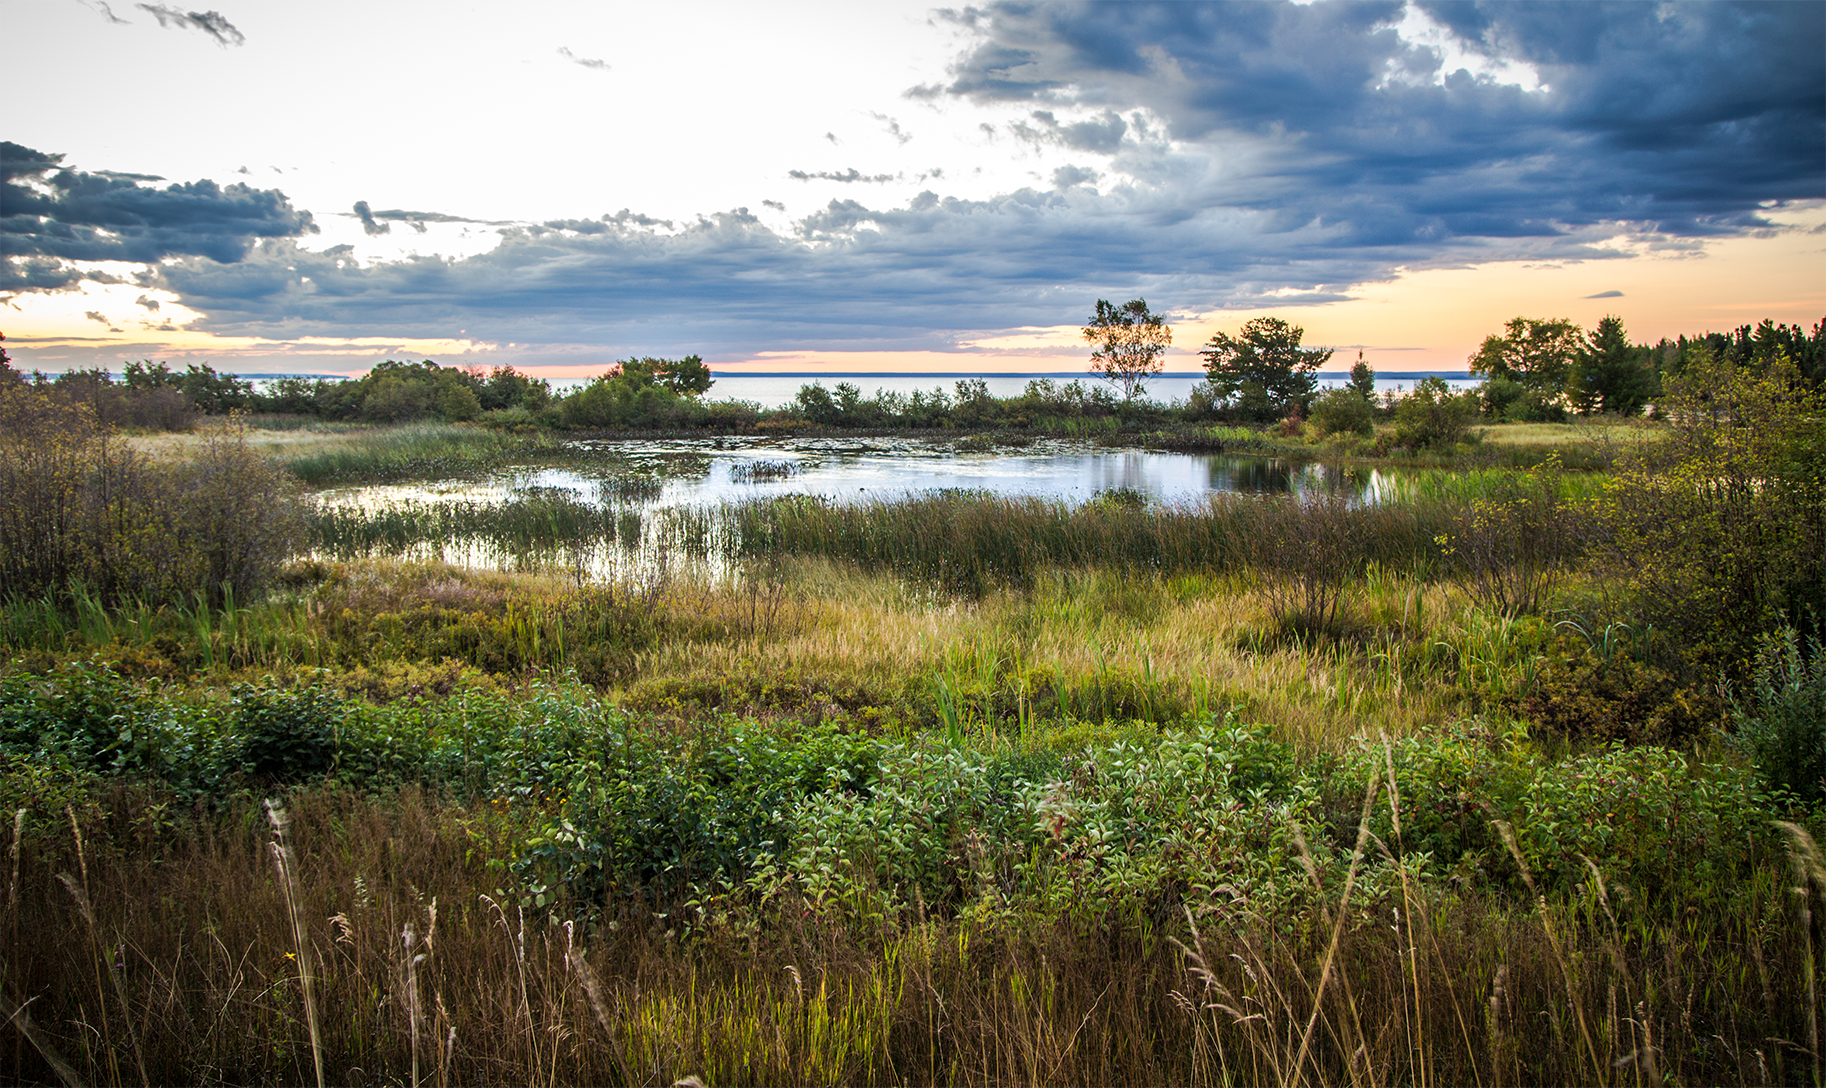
top-left (235, 684), bottom-right (346, 783)
top-left (177, 423), bottom-right (310, 605)
top-left (1242, 494), bottom-right (1365, 634)
top-left (1729, 627), bottom-right (1826, 804)
top-left (1436, 457), bottom-right (1585, 615)
top-left (0, 387), bottom-right (304, 607)
top-left (1308, 387), bottom-right (1374, 437)
top-left (515, 717), bottom-right (879, 909)
top-left (1590, 349), bottom-right (1825, 671)
top-left (1393, 377), bottom-right (1478, 449)
top-left (1504, 628), bottom-right (1719, 746)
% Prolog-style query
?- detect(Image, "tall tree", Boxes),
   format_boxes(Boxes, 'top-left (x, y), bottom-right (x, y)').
top-left (1083, 298), bottom-right (1171, 400)
top-left (1199, 317), bottom-right (1331, 421)
top-left (1570, 315), bottom-right (1655, 416)
top-left (1469, 317), bottom-right (1585, 395)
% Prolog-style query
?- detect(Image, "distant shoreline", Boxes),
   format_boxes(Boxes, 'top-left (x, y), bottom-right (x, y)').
top-left (707, 370), bottom-right (1474, 380)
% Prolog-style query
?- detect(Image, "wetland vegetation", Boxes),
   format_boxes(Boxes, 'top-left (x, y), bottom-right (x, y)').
top-left (2, 325), bottom-right (1824, 1085)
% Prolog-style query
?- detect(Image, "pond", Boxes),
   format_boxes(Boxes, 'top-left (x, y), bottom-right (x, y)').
top-left (311, 436), bottom-right (1398, 580)
top-left (321, 435), bottom-right (1387, 509)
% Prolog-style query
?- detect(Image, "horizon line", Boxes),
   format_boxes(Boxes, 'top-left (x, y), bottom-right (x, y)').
top-left (707, 370), bottom-right (1473, 379)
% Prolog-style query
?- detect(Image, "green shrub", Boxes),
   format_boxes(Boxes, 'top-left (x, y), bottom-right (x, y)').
top-left (1504, 628), bottom-right (1720, 746)
top-left (1309, 387), bottom-right (1374, 437)
top-left (1436, 456), bottom-right (1586, 615)
top-left (1590, 349), bottom-right (1825, 672)
top-left (1729, 627), bottom-right (1826, 804)
top-left (1503, 387), bottom-right (1569, 423)
top-left (234, 684), bottom-right (346, 783)
top-left (1, 387), bottom-right (304, 607)
top-left (1393, 377), bottom-right (1479, 449)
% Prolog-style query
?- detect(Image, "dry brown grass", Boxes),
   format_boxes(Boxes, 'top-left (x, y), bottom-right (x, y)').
top-left (635, 559), bottom-right (1461, 749)
top-left (6, 778), bottom-right (1818, 1085)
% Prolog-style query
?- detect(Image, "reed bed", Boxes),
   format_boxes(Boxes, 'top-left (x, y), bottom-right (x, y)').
top-left (310, 492), bottom-right (644, 562)
top-left (281, 424), bottom-right (561, 486)
top-left (693, 491), bottom-right (1454, 604)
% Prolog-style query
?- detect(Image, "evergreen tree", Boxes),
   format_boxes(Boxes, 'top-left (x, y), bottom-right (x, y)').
top-left (1571, 315), bottom-right (1655, 416)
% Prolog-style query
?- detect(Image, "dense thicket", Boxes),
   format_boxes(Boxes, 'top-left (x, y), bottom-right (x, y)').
top-left (0, 380), bottom-right (303, 607)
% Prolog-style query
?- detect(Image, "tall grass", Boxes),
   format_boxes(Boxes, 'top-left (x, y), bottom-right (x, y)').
top-left (4, 749), bottom-right (1818, 1085)
top-left (281, 424), bottom-right (559, 486)
top-left (310, 493), bottom-right (644, 561)
top-left (706, 491), bottom-right (1454, 598)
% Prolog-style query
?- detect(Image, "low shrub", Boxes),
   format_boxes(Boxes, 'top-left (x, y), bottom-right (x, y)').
top-left (235, 684), bottom-right (346, 783)
top-left (1503, 628), bottom-right (1721, 746)
top-left (1393, 377), bottom-right (1479, 450)
top-left (1730, 626), bottom-right (1826, 805)
top-left (1308, 387), bottom-right (1374, 437)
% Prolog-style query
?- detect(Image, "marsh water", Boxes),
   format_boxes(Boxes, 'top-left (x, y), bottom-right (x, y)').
top-left (313, 436), bottom-right (1397, 578)
top-left (325, 435), bottom-right (1388, 508)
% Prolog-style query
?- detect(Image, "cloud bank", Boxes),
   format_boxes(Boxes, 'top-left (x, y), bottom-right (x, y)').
top-left (927, 1), bottom-right (1823, 238)
top-left (1, 141), bottom-right (316, 293)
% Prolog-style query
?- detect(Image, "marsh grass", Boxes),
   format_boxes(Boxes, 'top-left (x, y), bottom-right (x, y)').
top-left (2, 546), bottom-right (1493, 748)
top-left (728, 459), bottom-right (801, 481)
top-left (710, 491), bottom-right (1452, 600)
top-left (310, 493), bottom-right (644, 565)
top-left (4, 752), bottom-right (1817, 1086)
top-left (281, 424), bottom-right (561, 486)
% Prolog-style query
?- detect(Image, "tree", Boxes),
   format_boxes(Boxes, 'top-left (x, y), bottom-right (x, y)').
top-left (1468, 317), bottom-right (1584, 395)
top-left (1569, 315), bottom-right (1656, 416)
top-left (616, 355), bottom-right (713, 397)
top-left (1346, 352), bottom-right (1376, 401)
top-left (1083, 298), bottom-right (1171, 400)
top-left (1199, 316), bottom-right (1331, 421)
top-left (0, 332), bottom-right (16, 389)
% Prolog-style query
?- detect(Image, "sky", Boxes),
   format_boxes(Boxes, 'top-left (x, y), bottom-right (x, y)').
top-left (3, 0), bottom-right (1823, 381)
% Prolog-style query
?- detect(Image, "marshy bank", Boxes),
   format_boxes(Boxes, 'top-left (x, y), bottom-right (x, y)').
top-left (3, 353), bottom-right (1824, 1085)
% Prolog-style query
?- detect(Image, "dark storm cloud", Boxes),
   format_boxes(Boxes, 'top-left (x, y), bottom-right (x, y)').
top-left (1011, 110), bottom-right (1128, 153)
top-left (10, 3), bottom-right (1823, 358)
top-left (929, 1), bottom-right (1824, 239)
top-left (135, 294), bottom-right (160, 311)
top-left (135, 4), bottom-right (245, 46)
top-left (0, 141), bottom-right (315, 293)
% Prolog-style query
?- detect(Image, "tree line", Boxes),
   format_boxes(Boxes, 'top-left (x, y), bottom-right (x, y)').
top-left (3, 307), bottom-right (1820, 439)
